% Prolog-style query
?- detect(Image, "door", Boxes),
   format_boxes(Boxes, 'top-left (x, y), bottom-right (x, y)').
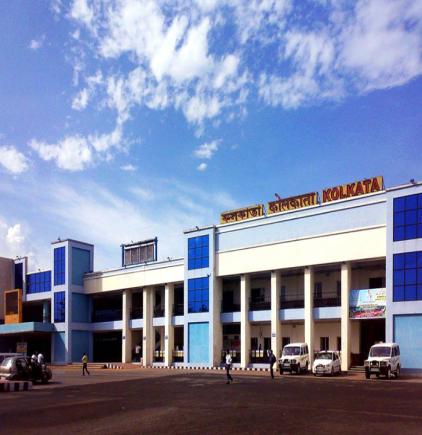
top-left (360, 319), bottom-right (385, 365)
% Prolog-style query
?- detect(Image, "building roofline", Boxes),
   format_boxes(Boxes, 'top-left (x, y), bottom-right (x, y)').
top-left (51, 238), bottom-right (94, 247)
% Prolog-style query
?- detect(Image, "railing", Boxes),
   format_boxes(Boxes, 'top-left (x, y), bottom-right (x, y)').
top-left (249, 299), bottom-right (271, 311)
top-left (221, 350), bottom-right (241, 363)
top-left (173, 350), bottom-right (184, 362)
top-left (92, 309), bottom-right (122, 322)
top-left (153, 306), bottom-right (165, 317)
top-left (153, 350), bottom-right (165, 362)
top-left (221, 300), bottom-right (241, 313)
top-left (314, 292), bottom-right (341, 308)
top-left (130, 307), bottom-right (143, 319)
top-left (280, 298), bottom-right (304, 309)
top-left (250, 349), bottom-right (269, 363)
top-left (173, 303), bottom-right (184, 316)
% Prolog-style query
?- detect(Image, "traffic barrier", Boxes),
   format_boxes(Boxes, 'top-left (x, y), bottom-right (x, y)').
top-left (0, 380), bottom-right (32, 392)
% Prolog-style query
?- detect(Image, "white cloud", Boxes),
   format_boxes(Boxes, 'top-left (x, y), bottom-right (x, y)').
top-left (0, 145), bottom-right (29, 174)
top-left (70, 0), bottom-right (94, 28)
top-left (72, 88), bottom-right (89, 110)
top-left (29, 136), bottom-right (92, 171)
top-left (6, 223), bottom-right (25, 247)
top-left (121, 164), bottom-right (137, 172)
top-left (29, 35), bottom-right (45, 50)
top-left (130, 186), bottom-right (154, 200)
top-left (194, 140), bottom-right (220, 159)
top-left (197, 162), bottom-right (207, 171)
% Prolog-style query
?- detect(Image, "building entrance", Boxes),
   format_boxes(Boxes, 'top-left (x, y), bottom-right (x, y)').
top-left (93, 331), bottom-right (122, 362)
top-left (359, 319), bottom-right (385, 365)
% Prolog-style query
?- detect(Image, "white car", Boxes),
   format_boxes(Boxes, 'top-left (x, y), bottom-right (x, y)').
top-left (312, 351), bottom-right (341, 376)
top-left (278, 343), bottom-right (310, 374)
top-left (364, 342), bottom-right (401, 379)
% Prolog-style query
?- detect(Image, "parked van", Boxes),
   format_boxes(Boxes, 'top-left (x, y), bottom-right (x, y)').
top-left (364, 343), bottom-right (401, 379)
top-left (278, 343), bottom-right (310, 374)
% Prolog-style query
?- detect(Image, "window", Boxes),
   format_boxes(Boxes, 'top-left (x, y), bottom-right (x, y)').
top-left (54, 247), bottom-right (66, 286)
top-left (337, 336), bottom-right (341, 351)
top-left (26, 271), bottom-right (51, 294)
top-left (251, 288), bottom-right (265, 303)
top-left (320, 337), bottom-right (329, 351)
top-left (54, 291), bottom-right (66, 322)
top-left (369, 277), bottom-right (385, 288)
top-left (188, 277), bottom-right (209, 313)
top-left (123, 242), bottom-right (155, 266)
top-left (393, 251), bottom-right (422, 301)
top-left (336, 281), bottom-right (341, 299)
top-left (393, 193), bottom-right (422, 241)
top-left (282, 337), bottom-right (290, 349)
top-left (188, 235), bottom-right (209, 270)
top-left (14, 263), bottom-right (23, 289)
top-left (314, 282), bottom-right (323, 299)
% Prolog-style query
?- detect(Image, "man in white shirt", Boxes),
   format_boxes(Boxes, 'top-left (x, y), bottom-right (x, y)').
top-left (225, 350), bottom-right (233, 384)
top-left (37, 352), bottom-right (44, 365)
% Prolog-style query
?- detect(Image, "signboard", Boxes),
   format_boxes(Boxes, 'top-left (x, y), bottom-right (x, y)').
top-left (322, 176), bottom-right (383, 203)
top-left (16, 342), bottom-right (27, 354)
top-left (4, 289), bottom-right (22, 324)
top-left (349, 288), bottom-right (386, 319)
top-left (268, 192), bottom-right (319, 215)
top-left (220, 204), bottom-right (265, 224)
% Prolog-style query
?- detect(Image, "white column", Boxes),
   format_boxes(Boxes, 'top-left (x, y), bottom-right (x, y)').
top-left (271, 271), bottom-right (281, 359)
top-left (240, 274), bottom-right (251, 368)
top-left (212, 277), bottom-right (223, 366)
top-left (164, 283), bottom-right (174, 366)
top-left (142, 287), bottom-right (153, 366)
top-left (304, 266), bottom-right (314, 365)
top-left (122, 289), bottom-right (132, 363)
top-left (341, 262), bottom-right (352, 371)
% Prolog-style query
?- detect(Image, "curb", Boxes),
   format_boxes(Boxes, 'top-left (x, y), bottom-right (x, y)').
top-left (0, 381), bottom-right (32, 393)
top-left (146, 365), bottom-right (270, 372)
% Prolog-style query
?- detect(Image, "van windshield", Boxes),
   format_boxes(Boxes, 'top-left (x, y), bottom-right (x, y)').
top-left (282, 346), bottom-right (300, 356)
top-left (0, 358), bottom-right (13, 368)
top-left (370, 346), bottom-right (391, 357)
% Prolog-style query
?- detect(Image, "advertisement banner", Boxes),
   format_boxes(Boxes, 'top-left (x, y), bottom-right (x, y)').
top-left (349, 288), bottom-right (386, 319)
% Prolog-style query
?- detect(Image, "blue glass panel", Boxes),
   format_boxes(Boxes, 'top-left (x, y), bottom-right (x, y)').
top-left (405, 252), bottom-right (417, 268)
top-left (393, 286), bottom-right (405, 301)
top-left (393, 254), bottom-right (405, 269)
top-left (405, 225), bottom-right (417, 240)
top-left (419, 193), bottom-right (422, 207)
top-left (394, 197), bottom-right (405, 212)
top-left (54, 291), bottom-right (66, 322)
top-left (405, 285), bottom-right (417, 301)
top-left (418, 285), bottom-right (422, 300)
top-left (418, 210), bottom-right (422, 223)
top-left (394, 270), bottom-right (404, 286)
top-left (394, 227), bottom-right (405, 241)
top-left (394, 212), bottom-right (405, 226)
top-left (405, 210), bottom-right (417, 225)
top-left (417, 225), bottom-right (422, 239)
top-left (405, 269), bottom-right (417, 285)
top-left (405, 194), bottom-right (418, 209)
top-left (417, 252), bottom-right (422, 268)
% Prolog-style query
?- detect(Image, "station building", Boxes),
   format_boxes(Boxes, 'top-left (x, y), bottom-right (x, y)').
top-left (1, 177), bottom-right (422, 371)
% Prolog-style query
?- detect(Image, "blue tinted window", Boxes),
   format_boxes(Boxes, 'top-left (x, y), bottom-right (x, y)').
top-left (394, 251), bottom-right (422, 302)
top-left (54, 247), bottom-right (66, 285)
top-left (14, 263), bottom-right (23, 289)
top-left (54, 291), bottom-right (66, 322)
top-left (188, 277), bottom-right (209, 313)
top-left (26, 271), bottom-right (52, 294)
top-left (393, 194), bottom-right (422, 241)
top-left (187, 235), bottom-right (209, 270)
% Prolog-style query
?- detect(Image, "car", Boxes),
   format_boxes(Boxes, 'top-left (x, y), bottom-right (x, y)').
top-left (312, 351), bottom-right (341, 376)
top-left (0, 356), bottom-right (52, 383)
top-left (278, 343), bottom-right (310, 374)
top-left (364, 342), bottom-right (400, 379)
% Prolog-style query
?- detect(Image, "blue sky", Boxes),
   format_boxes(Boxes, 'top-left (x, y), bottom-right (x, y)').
top-left (0, 0), bottom-right (421, 271)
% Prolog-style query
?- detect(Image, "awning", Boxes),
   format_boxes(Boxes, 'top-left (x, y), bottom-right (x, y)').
top-left (0, 322), bottom-right (54, 335)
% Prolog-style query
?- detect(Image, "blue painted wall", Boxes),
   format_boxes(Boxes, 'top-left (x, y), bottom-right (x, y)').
top-left (54, 332), bottom-right (66, 362)
top-left (72, 293), bottom-right (90, 323)
top-left (188, 322), bottom-right (209, 364)
top-left (72, 247), bottom-right (91, 286)
top-left (394, 315), bottom-right (422, 369)
top-left (72, 331), bottom-right (91, 362)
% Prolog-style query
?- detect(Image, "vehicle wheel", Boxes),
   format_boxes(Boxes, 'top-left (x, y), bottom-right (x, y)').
top-left (386, 367), bottom-right (391, 379)
top-left (365, 370), bottom-right (370, 379)
top-left (395, 365), bottom-right (400, 378)
top-left (305, 362), bottom-right (309, 374)
top-left (41, 374), bottom-right (48, 384)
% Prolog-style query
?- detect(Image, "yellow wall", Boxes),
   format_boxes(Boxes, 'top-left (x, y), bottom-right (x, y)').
top-left (217, 227), bottom-right (386, 276)
top-left (0, 257), bottom-right (13, 321)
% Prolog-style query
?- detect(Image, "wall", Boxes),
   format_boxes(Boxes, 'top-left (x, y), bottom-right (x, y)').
top-left (53, 332), bottom-right (66, 363)
top-left (72, 330), bottom-right (91, 362)
top-left (280, 323), bottom-right (305, 343)
top-left (72, 248), bottom-right (91, 286)
top-left (250, 323), bottom-right (271, 349)
top-left (72, 293), bottom-right (90, 323)
top-left (313, 321), bottom-right (341, 352)
top-left (0, 257), bottom-right (13, 322)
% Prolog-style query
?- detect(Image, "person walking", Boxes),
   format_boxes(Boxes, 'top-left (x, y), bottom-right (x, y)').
top-left (268, 349), bottom-right (276, 379)
top-left (225, 350), bottom-right (233, 384)
top-left (82, 353), bottom-right (90, 376)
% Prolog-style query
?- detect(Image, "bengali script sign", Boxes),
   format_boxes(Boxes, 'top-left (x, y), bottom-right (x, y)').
top-left (323, 176), bottom-right (384, 203)
top-left (349, 288), bottom-right (386, 319)
top-left (220, 204), bottom-right (265, 224)
top-left (267, 192), bottom-right (319, 215)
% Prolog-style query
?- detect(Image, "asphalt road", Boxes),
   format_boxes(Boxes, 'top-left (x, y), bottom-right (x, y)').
top-left (1, 369), bottom-right (422, 434)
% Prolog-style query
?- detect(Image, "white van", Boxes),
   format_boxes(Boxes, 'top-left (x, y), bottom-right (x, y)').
top-left (278, 343), bottom-right (310, 374)
top-left (364, 343), bottom-right (401, 379)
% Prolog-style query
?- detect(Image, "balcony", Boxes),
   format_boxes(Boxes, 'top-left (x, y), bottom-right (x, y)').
top-left (221, 350), bottom-right (241, 364)
top-left (173, 303), bottom-right (184, 316)
top-left (173, 349), bottom-right (184, 362)
top-left (153, 350), bottom-right (165, 362)
top-left (249, 299), bottom-right (271, 311)
top-left (130, 307), bottom-right (143, 319)
top-left (221, 301), bottom-right (241, 313)
top-left (153, 306), bottom-right (165, 318)
top-left (314, 292), bottom-right (341, 308)
top-left (280, 292), bottom-right (304, 309)
top-left (92, 309), bottom-right (122, 322)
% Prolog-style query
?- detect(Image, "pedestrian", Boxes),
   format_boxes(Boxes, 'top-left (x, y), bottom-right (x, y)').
top-left (225, 350), bottom-right (233, 384)
top-left (37, 352), bottom-right (44, 365)
top-left (135, 343), bottom-right (141, 362)
top-left (31, 352), bottom-right (38, 364)
top-left (268, 349), bottom-right (276, 379)
top-left (82, 353), bottom-right (90, 376)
